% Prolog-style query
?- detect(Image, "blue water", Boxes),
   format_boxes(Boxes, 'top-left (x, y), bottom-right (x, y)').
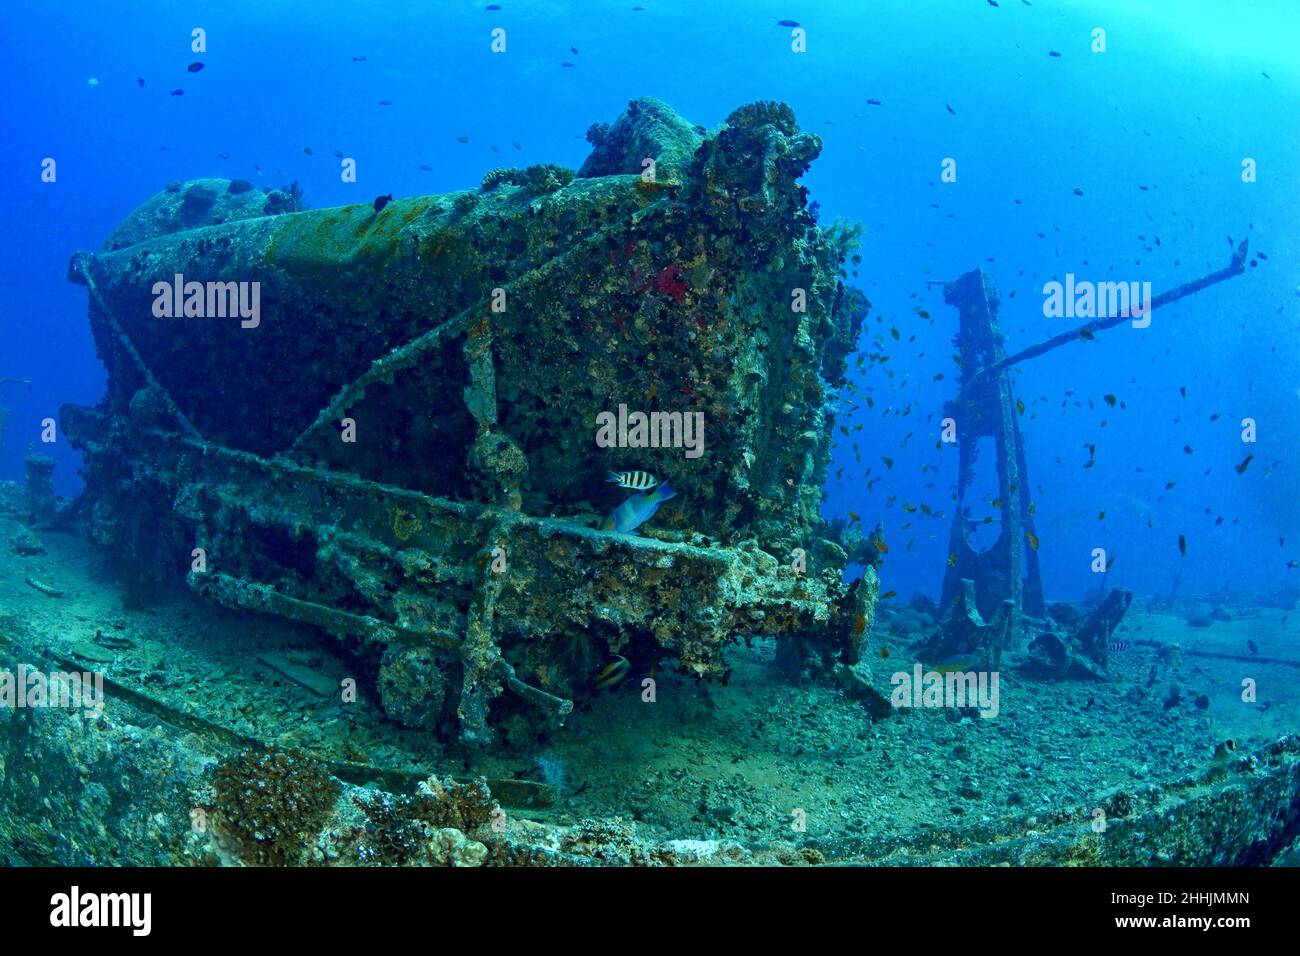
top-left (1, 0), bottom-right (1296, 606)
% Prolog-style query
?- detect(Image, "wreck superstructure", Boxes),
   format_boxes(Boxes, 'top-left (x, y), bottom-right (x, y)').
top-left (62, 98), bottom-right (873, 746)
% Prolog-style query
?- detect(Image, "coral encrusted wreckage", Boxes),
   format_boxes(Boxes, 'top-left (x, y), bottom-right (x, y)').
top-left (60, 97), bottom-right (875, 751)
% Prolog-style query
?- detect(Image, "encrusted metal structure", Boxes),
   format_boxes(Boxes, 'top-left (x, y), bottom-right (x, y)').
top-left (62, 98), bottom-right (873, 746)
top-left (940, 269), bottom-right (1045, 640)
top-left (924, 243), bottom-right (1248, 670)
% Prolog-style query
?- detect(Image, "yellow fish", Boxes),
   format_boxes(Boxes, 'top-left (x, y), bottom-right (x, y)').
top-left (930, 653), bottom-right (982, 674)
top-left (593, 655), bottom-right (630, 690)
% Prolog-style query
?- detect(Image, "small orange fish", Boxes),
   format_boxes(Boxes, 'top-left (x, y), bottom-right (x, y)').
top-left (1025, 531), bottom-right (1040, 551)
top-left (880, 590), bottom-right (897, 600)
top-left (872, 537), bottom-right (889, 554)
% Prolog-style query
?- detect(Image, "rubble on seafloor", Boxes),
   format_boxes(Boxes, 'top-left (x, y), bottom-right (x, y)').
top-left (3, 487), bottom-right (1300, 866)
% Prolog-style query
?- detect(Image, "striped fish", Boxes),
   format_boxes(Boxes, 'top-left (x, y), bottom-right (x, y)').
top-left (593, 655), bottom-right (630, 690)
top-left (607, 470), bottom-right (658, 491)
top-left (1108, 640), bottom-right (1130, 654)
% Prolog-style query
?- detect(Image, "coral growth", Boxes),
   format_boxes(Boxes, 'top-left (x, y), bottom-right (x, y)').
top-left (577, 97), bottom-right (703, 181)
top-left (560, 817), bottom-right (653, 866)
top-left (347, 775), bottom-right (499, 866)
top-left (411, 775), bottom-right (497, 831)
top-left (211, 747), bottom-right (340, 865)
top-left (533, 754), bottom-right (567, 795)
top-left (652, 265), bottom-right (689, 303)
top-left (262, 180), bottom-right (305, 215)
top-left (177, 184), bottom-right (217, 224)
top-left (824, 217), bottom-right (865, 262)
top-left (725, 100), bottom-right (798, 135)
top-left (480, 164), bottom-right (576, 194)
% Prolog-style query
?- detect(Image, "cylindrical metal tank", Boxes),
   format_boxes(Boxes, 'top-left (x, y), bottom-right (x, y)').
top-left (62, 98), bottom-right (872, 744)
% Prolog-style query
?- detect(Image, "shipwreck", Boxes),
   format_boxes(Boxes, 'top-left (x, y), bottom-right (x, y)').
top-left (61, 98), bottom-right (875, 747)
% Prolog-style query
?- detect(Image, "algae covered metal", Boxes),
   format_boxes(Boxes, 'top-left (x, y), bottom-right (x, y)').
top-left (62, 98), bottom-right (874, 746)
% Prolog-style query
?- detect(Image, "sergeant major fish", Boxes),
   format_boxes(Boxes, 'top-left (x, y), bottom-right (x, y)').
top-left (607, 470), bottom-right (657, 491)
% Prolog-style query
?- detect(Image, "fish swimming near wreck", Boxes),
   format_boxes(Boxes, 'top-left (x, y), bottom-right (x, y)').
top-left (1212, 739), bottom-right (1237, 767)
top-left (600, 481), bottom-right (676, 534)
top-left (606, 470), bottom-right (657, 490)
top-left (928, 652), bottom-right (982, 674)
top-left (593, 654), bottom-right (630, 690)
